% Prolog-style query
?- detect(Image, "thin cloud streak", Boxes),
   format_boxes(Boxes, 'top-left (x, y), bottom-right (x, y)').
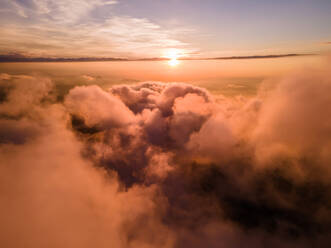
top-left (0, 53), bottom-right (317, 62)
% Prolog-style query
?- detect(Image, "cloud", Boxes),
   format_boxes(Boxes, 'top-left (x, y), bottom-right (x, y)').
top-left (9, 0), bottom-right (117, 21)
top-left (0, 53), bottom-right (314, 62)
top-left (0, 66), bottom-right (331, 247)
top-left (252, 69), bottom-right (331, 170)
top-left (81, 75), bottom-right (95, 81)
top-left (0, 75), bottom-right (174, 248)
top-left (210, 54), bottom-right (315, 60)
top-left (65, 85), bottom-right (135, 129)
top-left (0, 74), bottom-right (53, 117)
top-left (0, 1), bottom-right (194, 58)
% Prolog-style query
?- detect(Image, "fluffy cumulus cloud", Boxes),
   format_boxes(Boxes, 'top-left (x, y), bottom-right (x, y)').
top-left (0, 67), bottom-right (331, 247)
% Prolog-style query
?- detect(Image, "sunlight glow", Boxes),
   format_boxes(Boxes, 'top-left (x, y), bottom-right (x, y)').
top-left (168, 58), bottom-right (179, 66)
top-left (165, 49), bottom-right (181, 67)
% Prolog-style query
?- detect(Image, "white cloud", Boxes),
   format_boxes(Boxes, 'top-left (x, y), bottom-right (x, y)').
top-left (9, 0), bottom-right (118, 21)
top-left (0, 0), bottom-right (195, 58)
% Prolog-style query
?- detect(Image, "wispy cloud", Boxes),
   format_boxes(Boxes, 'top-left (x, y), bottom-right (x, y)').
top-left (0, 0), bottom-right (195, 58)
top-left (208, 53), bottom-right (315, 60)
top-left (10, 0), bottom-right (117, 21)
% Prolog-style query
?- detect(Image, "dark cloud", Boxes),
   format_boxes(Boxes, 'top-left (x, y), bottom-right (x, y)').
top-left (0, 66), bottom-right (331, 247)
top-left (0, 119), bottom-right (41, 144)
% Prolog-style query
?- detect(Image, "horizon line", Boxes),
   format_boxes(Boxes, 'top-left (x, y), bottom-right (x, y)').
top-left (0, 53), bottom-right (316, 63)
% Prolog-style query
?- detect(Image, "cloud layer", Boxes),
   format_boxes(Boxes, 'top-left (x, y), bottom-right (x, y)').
top-left (0, 67), bottom-right (331, 247)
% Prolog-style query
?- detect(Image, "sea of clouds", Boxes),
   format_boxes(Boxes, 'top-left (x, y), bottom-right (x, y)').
top-left (0, 66), bottom-right (331, 247)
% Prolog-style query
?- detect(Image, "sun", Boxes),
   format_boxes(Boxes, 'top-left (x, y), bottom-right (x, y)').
top-left (164, 49), bottom-right (181, 67)
top-left (168, 57), bottom-right (179, 66)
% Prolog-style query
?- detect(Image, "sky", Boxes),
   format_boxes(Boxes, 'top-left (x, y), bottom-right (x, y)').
top-left (0, 0), bottom-right (331, 58)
